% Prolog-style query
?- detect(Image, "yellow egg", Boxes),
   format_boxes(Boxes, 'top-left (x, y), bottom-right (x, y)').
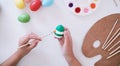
top-left (15, 0), bottom-right (25, 9)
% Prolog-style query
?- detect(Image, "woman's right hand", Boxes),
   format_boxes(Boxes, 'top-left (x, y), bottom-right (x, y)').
top-left (57, 28), bottom-right (81, 66)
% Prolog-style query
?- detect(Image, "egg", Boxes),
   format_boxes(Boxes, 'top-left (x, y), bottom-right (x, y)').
top-left (42, 0), bottom-right (54, 7)
top-left (14, 0), bottom-right (25, 9)
top-left (54, 25), bottom-right (65, 38)
top-left (24, 0), bottom-right (31, 3)
top-left (30, 0), bottom-right (42, 11)
top-left (18, 13), bottom-right (30, 23)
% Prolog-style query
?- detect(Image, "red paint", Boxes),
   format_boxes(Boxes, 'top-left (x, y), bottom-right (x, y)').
top-left (75, 7), bottom-right (81, 13)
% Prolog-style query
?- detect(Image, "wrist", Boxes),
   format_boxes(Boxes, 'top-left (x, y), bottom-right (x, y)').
top-left (67, 56), bottom-right (75, 63)
top-left (16, 49), bottom-right (30, 57)
top-left (64, 54), bottom-right (75, 63)
top-left (66, 55), bottom-right (81, 66)
top-left (0, 50), bottom-right (27, 66)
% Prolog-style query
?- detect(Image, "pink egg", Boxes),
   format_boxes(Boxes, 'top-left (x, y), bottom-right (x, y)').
top-left (30, 0), bottom-right (42, 11)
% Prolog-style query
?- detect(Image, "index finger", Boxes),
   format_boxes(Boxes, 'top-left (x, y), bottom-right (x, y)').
top-left (19, 33), bottom-right (41, 46)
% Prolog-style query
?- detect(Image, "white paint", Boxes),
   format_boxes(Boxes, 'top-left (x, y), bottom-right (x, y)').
top-left (93, 40), bottom-right (101, 48)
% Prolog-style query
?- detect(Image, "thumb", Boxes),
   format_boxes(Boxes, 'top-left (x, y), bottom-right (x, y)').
top-left (29, 40), bottom-right (40, 49)
top-left (64, 30), bottom-right (72, 46)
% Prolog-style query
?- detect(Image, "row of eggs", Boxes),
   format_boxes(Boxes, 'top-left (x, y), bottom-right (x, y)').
top-left (15, 0), bottom-right (54, 11)
top-left (15, 0), bottom-right (54, 23)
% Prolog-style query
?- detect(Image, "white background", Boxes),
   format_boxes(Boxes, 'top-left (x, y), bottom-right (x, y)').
top-left (0, 0), bottom-right (120, 66)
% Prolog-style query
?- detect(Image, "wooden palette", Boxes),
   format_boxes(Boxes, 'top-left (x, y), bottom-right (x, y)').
top-left (82, 14), bottom-right (120, 66)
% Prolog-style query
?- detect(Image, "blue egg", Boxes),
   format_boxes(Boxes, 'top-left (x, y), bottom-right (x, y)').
top-left (42, 0), bottom-right (54, 7)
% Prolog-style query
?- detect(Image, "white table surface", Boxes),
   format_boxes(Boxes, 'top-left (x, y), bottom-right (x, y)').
top-left (0, 0), bottom-right (120, 66)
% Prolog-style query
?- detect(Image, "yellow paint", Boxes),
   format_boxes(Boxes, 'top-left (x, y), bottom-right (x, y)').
top-left (15, 0), bottom-right (25, 9)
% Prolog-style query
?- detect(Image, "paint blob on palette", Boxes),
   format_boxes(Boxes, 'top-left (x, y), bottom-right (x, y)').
top-left (64, 0), bottom-right (100, 16)
top-left (82, 14), bottom-right (120, 66)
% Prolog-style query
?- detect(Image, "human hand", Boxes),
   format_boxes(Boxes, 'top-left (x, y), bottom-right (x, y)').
top-left (17, 33), bottom-right (42, 57)
top-left (57, 28), bottom-right (74, 61)
top-left (0, 33), bottom-right (42, 66)
top-left (57, 28), bottom-right (81, 66)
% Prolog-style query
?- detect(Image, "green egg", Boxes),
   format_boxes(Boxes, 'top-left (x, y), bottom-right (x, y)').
top-left (18, 13), bottom-right (30, 23)
top-left (54, 32), bottom-right (63, 36)
top-left (54, 25), bottom-right (65, 38)
top-left (56, 25), bottom-right (64, 32)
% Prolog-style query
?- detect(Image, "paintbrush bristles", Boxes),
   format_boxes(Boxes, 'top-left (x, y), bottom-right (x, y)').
top-left (41, 32), bottom-right (53, 38)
